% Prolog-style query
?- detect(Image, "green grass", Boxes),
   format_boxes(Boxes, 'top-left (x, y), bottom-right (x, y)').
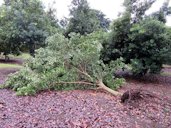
top-left (0, 84), bottom-right (4, 89)
top-left (161, 72), bottom-right (171, 77)
top-left (161, 65), bottom-right (171, 76)
top-left (163, 65), bottom-right (171, 68)
top-left (0, 53), bottom-right (31, 60)
top-left (9, 53), bottom-right (31, 60)
top-left (0, 63), bottom-right (22, 69)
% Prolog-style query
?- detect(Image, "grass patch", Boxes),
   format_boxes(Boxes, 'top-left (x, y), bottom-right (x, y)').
top-left (163, 65), bottom-right (171, 68)
top-left (161, 72), bottom-right (171, 76)
top-left (0, 84), bottom-right (4, 89)
top-left (0, 63), bottom-right (22, 69)
top-left (9, 53), bottom-right (31, 60)
top-left (0, 53), bottom-right (31, 60)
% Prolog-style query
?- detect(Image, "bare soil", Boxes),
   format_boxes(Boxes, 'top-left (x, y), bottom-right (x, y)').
top-left (0, 68), bottom-right (19, 84)
top-left (0, 59), bottom-right (22, 84)
top-left (0, 60), bottom-right (171, 128)
top-left (0, 59), bottom-right (23, 65)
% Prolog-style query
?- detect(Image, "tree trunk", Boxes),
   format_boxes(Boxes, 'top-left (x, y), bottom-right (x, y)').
top-left (97, 79), bottom-right (122, 96)
top-left (5, 55), bottom-right (9, 62)
top-left (29, 43), bottom-right (35, 57)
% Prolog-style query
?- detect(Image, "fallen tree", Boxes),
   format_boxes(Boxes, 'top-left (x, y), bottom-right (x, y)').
top-left (4, 32), bottom-right (125, 96)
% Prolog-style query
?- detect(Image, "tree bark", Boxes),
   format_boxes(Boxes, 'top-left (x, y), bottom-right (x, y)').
top-left (52, 80), bottom-right (121, 96)
top-left (97, 79), bottom-right (122, 96)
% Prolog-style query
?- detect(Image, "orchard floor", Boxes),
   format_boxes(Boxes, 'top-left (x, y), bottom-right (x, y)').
top-left (0, 59), bottom-right (171, 128)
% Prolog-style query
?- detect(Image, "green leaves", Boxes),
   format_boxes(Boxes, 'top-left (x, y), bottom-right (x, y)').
top-left (0, 0), bottom-right (60, 56)
top-left (4, 32), bottom-right (125, 95)
top-left (65, 0), bottom-right (101, 37)
top-left (101, 1), bottom-right (171, 76)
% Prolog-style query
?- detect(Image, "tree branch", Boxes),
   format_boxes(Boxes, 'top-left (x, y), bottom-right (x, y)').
top-left (51, 81), bottom-right (95, 86)
top-left (74, 66), bottom-right (94, 81)
top-left (97, 79), bottom-right (122, 96)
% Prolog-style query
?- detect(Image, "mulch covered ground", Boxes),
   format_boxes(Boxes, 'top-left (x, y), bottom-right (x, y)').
top-left (0, 60), bottom-right (171, 128)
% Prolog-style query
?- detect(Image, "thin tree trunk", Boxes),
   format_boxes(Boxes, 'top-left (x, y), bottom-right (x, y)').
top-left (97, 79), bottom-right (122, 96)
top-left (4, 53), bottom-right (9, 61)
top-left (52, 79), bottom-right (121, 96)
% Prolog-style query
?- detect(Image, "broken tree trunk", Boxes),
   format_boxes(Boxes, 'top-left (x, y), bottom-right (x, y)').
top-left (121, 89), bottom-right (142, 103)
top-left (120, 89), bottom-right (158, 103)
top-left (97, 79), bottom-right (122, 96)
top-left (52, 79), bottom-right (122, 96)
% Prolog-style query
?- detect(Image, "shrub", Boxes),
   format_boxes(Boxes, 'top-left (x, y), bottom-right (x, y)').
top-left (101, 17), bottom-right (171, 76)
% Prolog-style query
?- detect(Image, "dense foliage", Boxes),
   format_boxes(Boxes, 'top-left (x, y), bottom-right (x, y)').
top-left (4, 32), bottom-right (125, 95)
top-left (0, 0), bottom-right (60, 56)
top-left (64, 0), bottom-right (110, 37)
top-left (101, 0), bottom-right (171, 75)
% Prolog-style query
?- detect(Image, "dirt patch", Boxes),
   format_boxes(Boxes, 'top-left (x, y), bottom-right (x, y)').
top-left (0, 59), bottom-right (24, 65)
top-left (0, 66), bottom-right (171, 127)
top-left (0, 58), bottom-right (22, 84)
top-left (0, 68), bottom-right (19, 84)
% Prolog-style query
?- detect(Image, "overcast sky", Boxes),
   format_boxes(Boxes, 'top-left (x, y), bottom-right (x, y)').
top-left (0, 0), bottom-right (171, 26)
top-left (42, 0), bottom-right (171, 26)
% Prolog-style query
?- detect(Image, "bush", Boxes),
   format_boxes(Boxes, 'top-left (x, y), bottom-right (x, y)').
top-left (101, 17), bottom-right (171, 76)
top-left (129, 19), bottom-right (171, 75)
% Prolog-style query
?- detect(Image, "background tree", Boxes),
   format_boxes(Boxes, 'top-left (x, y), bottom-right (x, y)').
top-left (64, 0), bottom-right (101, 37)
top-left (149, 0), bottom-right (171, 23)
top-left (91, 10), bottom-right (111, 31)
top-left (101, 0), bottom-right (171, 75)
top-left (0, 0), bottom-right (60, 57)
top-left (128, 19), bottom-right (171, 74)
top-left (123, 0), bottom-right (156, 23)
top-left (60, 17), bottom-right (69, 29)
top-left (163, 27), bottom-right (171, 65)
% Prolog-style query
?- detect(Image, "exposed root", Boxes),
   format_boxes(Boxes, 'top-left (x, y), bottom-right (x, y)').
top-left (121, 89), bottom-right (142, 103)
top-left (121, 89), bottom-right (158, 103)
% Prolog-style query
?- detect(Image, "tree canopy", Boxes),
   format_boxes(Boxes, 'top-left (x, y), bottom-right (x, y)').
top-left (0, 0), bottom-right (60, 56)
top-left (64, 0), bottom-right (110, 37)
top-left (101, 0), bottom-right (171, 75)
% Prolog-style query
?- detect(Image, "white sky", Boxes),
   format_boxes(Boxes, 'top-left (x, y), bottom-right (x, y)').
top-left (0, 0), bottom-right (171, 26)
top-left (43, 0), bottom-right (171, 26)
top-left (44, 0), bottom-right (125, 19)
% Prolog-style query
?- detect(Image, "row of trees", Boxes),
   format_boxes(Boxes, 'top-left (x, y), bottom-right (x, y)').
top-left (0, 0), bottom-right (110, 57)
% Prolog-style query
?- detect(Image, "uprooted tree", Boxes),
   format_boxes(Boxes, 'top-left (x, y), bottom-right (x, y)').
top-left (3, 32), bottom-right (125, 96)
